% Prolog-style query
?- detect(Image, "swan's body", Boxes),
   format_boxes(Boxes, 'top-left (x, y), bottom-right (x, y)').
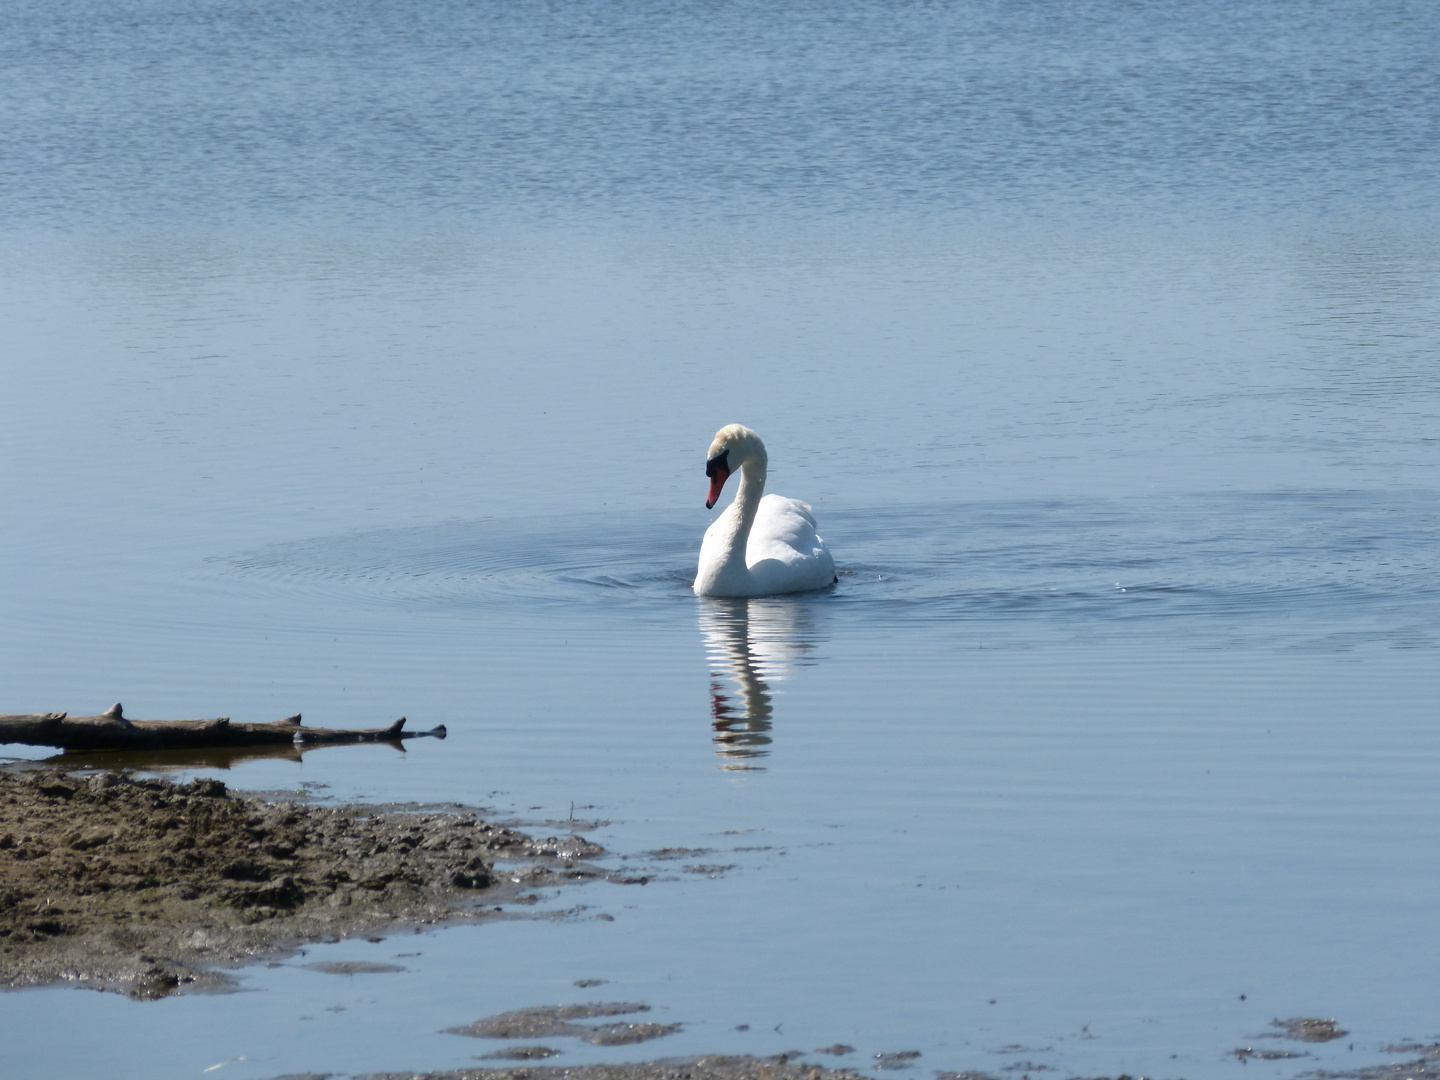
top-left (693, 425), bottom-right (835, 597)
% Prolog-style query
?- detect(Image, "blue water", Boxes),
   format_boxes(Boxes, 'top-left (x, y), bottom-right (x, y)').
top-left (2, 2), bottom-right (1439, 1078)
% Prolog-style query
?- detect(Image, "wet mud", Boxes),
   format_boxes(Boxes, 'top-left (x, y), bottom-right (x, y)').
top-left (0, 768), bottom-right (605, 997)
top-left (1275, 1018), bottom-right (1349, 1043)
top-left (253, 1044), bottom-right (1440, 1080)
top-left (1296, 1043), bottom-right (1440, 1080)
top-left (1230, 1017), bottom-right (1354, 1064)
top-left (361, 1054), bottom-right (876, 1080)
top-left (447, 1002), bottom-right (682, 1048)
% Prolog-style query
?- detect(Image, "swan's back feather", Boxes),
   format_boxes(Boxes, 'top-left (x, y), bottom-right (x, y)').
top-left (749, 495), bottom-right (821, 561)
top-left (745, 494), bottom-right (834, 595)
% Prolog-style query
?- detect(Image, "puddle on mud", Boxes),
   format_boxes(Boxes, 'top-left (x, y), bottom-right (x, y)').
top-left (305, 961), bottom-right (407, 975)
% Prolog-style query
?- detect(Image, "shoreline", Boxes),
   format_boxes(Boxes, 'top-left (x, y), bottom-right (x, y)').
top-left (4, 768), bottom-right (1435, 1080)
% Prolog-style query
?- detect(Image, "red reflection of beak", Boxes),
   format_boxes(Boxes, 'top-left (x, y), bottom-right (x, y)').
top-left (705, 464), bottom-right (731, 509)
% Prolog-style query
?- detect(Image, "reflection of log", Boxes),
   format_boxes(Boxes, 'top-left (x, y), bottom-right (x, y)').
top-left (49, 742), bottom-right (309, 772)
top-left (0, 704), bottom-right (446, 751)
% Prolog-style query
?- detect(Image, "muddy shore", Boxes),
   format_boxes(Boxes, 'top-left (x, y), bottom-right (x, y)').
top-left (355, 1044), bottom-right (1440, 1080)
top-left (0, 768), bottom-right (606, 997)
top-left (361, 1056), bottom-right (875, 1080)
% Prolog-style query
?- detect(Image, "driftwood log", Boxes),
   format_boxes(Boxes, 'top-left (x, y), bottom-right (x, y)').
top-left (0, 703), bottom-right (445, 752)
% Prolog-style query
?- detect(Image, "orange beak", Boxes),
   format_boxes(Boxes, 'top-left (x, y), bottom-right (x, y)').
top-left (705, 463), bottom-right (731, 509)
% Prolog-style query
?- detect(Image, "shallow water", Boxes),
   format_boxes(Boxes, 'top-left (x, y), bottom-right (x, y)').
top-left (3, 1), bottom-right (1440, 1078)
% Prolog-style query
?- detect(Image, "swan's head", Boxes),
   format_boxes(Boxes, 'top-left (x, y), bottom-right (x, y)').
top-left (704, 423), bottom-right (766, 509)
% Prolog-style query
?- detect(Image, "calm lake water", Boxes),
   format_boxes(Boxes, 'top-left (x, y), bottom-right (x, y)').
top-left (2, 2), bottom-right (1439, 1078)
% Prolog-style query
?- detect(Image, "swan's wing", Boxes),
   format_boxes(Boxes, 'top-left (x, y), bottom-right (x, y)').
top-left (750, 495), bottom-right (825, 559)
top-left (767, 496), bottom-right (817, 531)
top-left (745, 494), bottom-right (835, 593)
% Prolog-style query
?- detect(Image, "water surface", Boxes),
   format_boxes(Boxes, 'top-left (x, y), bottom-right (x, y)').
top-left (2, 2), bottom-right (1439, 1078)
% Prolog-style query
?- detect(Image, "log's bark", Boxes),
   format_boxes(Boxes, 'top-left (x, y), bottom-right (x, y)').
top-left (0, 703), bottom-right (445, 751)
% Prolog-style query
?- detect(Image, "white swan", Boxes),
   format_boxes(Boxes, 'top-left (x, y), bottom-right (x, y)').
top-left (693, 424), bottom-right (836, 597)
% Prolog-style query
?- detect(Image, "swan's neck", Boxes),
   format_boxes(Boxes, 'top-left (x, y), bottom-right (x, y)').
top-left (733, 458), bottom-right (766, 529)
top-left (721, 458), bottom-right (767, 566)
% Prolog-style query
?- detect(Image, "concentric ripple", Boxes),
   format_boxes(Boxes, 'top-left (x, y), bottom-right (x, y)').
top-left (221, 492), bottom-right (1440, 647)
top-left (224, 512), bottom-right (701, 610)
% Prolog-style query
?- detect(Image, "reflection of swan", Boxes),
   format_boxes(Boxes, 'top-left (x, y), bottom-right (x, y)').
top-left (694, 425), bottom-right (835, 597)
top-left (699, 597), bottom-right (817, 769)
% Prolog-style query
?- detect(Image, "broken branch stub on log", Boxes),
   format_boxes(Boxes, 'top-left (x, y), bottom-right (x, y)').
top-left (0, 704), bottom-right (446, 752)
